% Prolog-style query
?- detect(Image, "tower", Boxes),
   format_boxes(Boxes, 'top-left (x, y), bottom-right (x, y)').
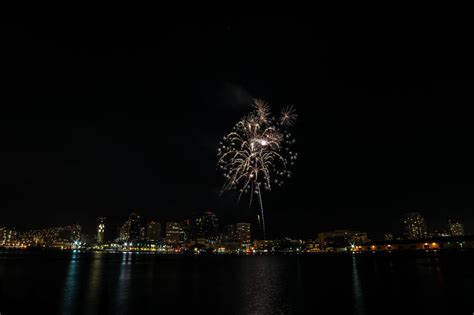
top-left (97, 217), bottom-right (106, 244)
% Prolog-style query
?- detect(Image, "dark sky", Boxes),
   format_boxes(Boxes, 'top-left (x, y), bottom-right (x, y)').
top-left (1, 18), bottom-right (474, 239)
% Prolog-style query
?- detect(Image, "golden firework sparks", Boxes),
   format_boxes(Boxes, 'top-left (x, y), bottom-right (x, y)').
top-left (217, 98), bottom-right (298, 201)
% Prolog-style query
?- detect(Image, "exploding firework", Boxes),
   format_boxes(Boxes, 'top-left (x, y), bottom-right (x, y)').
top-left (217, 98), bottom-right (297, 238)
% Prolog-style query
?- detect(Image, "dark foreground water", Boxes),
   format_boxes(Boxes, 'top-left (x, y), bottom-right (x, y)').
top-left (0, 250), bottom-right (473, 314)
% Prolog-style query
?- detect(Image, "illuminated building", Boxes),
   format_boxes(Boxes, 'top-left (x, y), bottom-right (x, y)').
top-left (223, 224), bottom-right (236, 241)
top-left (140, 226), bottom-right (146, 241)
top-left (181, 219), bottom-right (192, 243)
top-left (280, 237), bottom-right (303, 251)
top-left (165, 222), bottom-right (183, 244)
top-left (403, 212), bottom-right (427, 239)
top-left (303, 240), bottom-right (321, 252)
top-left (447, 217), bottom-right (465, 236)
top-left (97, 217), bottom-right (106, 244)
top-left (236, 223), bottom-right (251, 244)
top-left (128, 212), bottom-right (142, 243)
top-left (194, 210), bottom-right (219, 243)
top-left (5, 225), bottom-right (83, 248)
top-left (384, 233), bottom-right (393, 241)
top-left (318, 230), bottom-right (368, 252)
top-left (254, 239), bottom-right (281, 251)
top-left (361, 235), bottom-right (474, 251)
top-left (146, 221), bottom-right (161, 242)
top-left (431, 229), bottom-right (450, 237)
top-left (70, 224), bottom-right (82, 244)
top-left (119, 220), bottom-right (130, 242)
top-left (0, 227), bottom-right (17, 246)
top-left (0, 226), bottom-right (5, 246)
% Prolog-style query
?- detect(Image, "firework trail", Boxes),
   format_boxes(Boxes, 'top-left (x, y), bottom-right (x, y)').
top-left (217, 99), bottom-right (297, 239)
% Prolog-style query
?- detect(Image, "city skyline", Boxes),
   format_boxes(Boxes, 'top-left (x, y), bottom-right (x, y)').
top-left (1, 209), bottom-right (469, 243)
top-left (2, 208), bottom-right (471, 256)
top-left (2, 20), bottom-right (474, 239)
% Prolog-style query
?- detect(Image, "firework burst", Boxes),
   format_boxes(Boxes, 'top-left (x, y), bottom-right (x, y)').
top-left (217, 98), bottom-right (297, 237)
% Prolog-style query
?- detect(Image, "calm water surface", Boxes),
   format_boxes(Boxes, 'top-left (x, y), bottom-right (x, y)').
top-left (0, 250), bottom-right (473, 314)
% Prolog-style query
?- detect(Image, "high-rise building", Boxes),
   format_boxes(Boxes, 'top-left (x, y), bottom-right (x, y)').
top-left (194, 210), bottom-right (219, 242)
top-left (0, 226), bottom-right (5, 246)
top-left (0, 227), bottom-right (16, 246)
top-left (236, 223), bottom-right (251, 244)
top-left (140, 226), bottom-right (146, 241)
top-left (403, 212), bottom-right (427, 239)
top-left (70, 224), bottom-right (82, 244)
top-left (447, 217), bottom-right (465, 236)
top-left (165, 222), bottom-right (182, 244)
top-left (128, 213), bottom-right (142, 243)
top-left (181, 219), bottom-right (192, 243)
top-left (119, 220), bottom-right (130, 242)
top-left (223, 224), bottom-right (236, 241)
top-left (97, 217), bottom-right (106, 244)
top-left (146, 221), bottom-right (161, 242)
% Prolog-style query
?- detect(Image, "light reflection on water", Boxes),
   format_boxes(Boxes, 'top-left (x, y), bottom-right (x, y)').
top-left (114, 252), bottom-right (132, 314)
top-left (59, 250), bottom-right (80, 315)
top-left (1, 251), bottom-right (473, 314)
top-left (237, 256), bottom-right (287, 315)
top-left (85, 252), bottom-right (105, 315)
top-left (352, 254), bottom-right (366, 315)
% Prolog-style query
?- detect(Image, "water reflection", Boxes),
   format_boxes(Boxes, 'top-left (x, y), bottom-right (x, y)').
top-left (59, 250), bottom-right (80, 315)
top-left (238, 257), bottom-right (286, 314)
top-left (419, 253), bottom-right (444, 287)
top-left (2, 251), bottom-right (471, 314)
top-left (432, 255), bottom-right (444, 286)
top-left (115, 252), bottom-right (132, 314)
top-left (352, 254), bottom-right (366, 315)
top-left (85, 252), bottom-right (105, 315)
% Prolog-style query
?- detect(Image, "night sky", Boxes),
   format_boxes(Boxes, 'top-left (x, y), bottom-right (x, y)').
top-left (2, 18), bottom-right (474, 239)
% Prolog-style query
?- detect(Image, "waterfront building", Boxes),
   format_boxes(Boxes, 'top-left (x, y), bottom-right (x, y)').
top-left (254, 239), bottom-right (281, 251)
top-left (280, 237), bottom-right (304, 251)
top-left (223, 224), bottom-right (236, 242)
top-left (447, 217), bottom-right (465, 236)
top-left (194, 210), bottom-right (219, 243)
top-left (236, 223), bottom-right (251, 244)
top-left (97, 217), bottom-right (106, 244)
top-left (359, 235), bottom-right (474, 252)
top-left (318, 230), bottom-right (368, 252)
top-left (181, 219), bottom-right (192, 243)
top-left (128, 213), bottom-right (142, 243)
top-left (70, 224), bottom-right (82, 244)
top-left (165, 222), bottom-right (183, 245)
top-left (140, 226), bottom-right (146, 241)
top-left (0, 227), bottom-right (17, 246)
top-left (303, 240), bottom-right (321, 252)
top-left (146, 221), bottom-right (161, 242)
top-left (119, 220), bottom-right (130, 242)
top-left (403, 212), bottom-right (427, 239)
top-left (0, 226), bottom-right (5, 246)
